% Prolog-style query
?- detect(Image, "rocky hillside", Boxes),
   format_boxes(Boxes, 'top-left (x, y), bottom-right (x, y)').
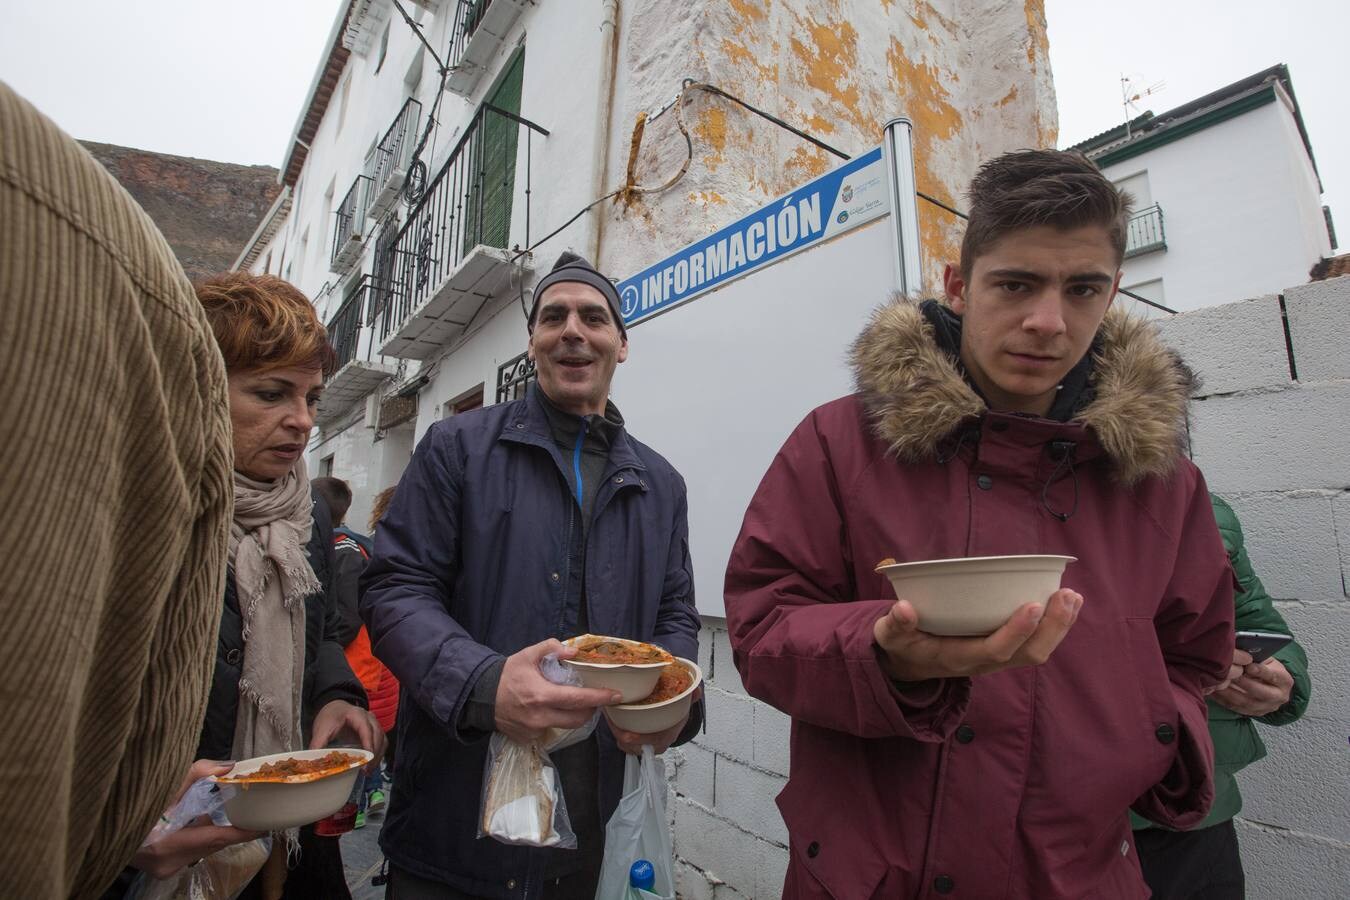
top-left (81, 140), bottom-right (281, 281)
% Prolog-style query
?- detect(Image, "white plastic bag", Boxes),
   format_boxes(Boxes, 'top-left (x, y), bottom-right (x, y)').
top-left (125, 839), bottom-right (272, 900)
top-left (479, 652), bottom-right (599, 847)
top-left (594, 746), bottom-right (675, 900)
top-left (126, 778), bottom-right (272, 900)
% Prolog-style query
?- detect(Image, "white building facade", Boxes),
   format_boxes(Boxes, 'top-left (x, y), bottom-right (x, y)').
top-left (1070, 65), bottom-right (1335, 317)
top-left (237, 0), bottom-right (1060, 536)
top-left (238, 0), bottom-right (613, 532)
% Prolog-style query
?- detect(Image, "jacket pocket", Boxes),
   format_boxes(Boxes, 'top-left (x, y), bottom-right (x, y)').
top-left (1123, 617), bottom-right (1181, 788)
top-left (1080, 823), bottom-right (1151, 900)
top-left (778, 778), bottom-right (890, 899)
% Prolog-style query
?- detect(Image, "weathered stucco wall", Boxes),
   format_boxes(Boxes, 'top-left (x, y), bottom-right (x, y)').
top-left (598, 0), bottom-right (1057, 291)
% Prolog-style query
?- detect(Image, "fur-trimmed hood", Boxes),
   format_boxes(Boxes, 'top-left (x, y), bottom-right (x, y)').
top-left (849, 296), bottom-right (1192, 485)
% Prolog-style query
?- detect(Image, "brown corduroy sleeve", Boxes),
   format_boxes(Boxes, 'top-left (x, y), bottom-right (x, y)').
top-left (0, 80), bottom-right (232, 900)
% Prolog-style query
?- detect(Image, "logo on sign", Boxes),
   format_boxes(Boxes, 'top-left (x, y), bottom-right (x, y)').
top-left (620, 284), bottom-right (640, 319)
top-left (842, 185), bottom-right (854, 203)
top-left (836, 210), bottom-right (849, 224)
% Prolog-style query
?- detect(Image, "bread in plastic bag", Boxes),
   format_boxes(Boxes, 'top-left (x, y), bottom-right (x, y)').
top-left (479, 652), bottom-right (598, 847)
top-left (126, 777), bottom-right (272, 900)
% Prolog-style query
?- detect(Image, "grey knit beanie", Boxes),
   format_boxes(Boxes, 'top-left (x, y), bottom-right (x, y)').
top-left (527, 251), bottom-right (627, 338)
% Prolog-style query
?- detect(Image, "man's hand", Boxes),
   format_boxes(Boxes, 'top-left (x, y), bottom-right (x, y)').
top-left (495, 639), bottom-right (622, 744)
top-left (1204, 648), bottom-right (1253, 696)
top-left (873, 589), bottom-right (1084, 682)
top-left (130, 760), bottom-right (264, 879)
top-left (1210, 657), bottom-right (1294, 717)
top-left (606, 686), bottom-right (702, 755)
top-left (310, 699), bottom-right (387, 767)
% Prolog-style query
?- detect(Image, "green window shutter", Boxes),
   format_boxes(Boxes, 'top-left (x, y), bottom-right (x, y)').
top-left (465, 49), bottom-right (524, 255)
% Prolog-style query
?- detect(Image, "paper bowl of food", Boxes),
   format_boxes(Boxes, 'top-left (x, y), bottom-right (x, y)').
top-left (562, 634), bottom-right (675, 703)
top-left (211, 748), bottom-right (372, 831)
top-left (603, 658), bottom-right (702, 735)
top-left (875, 555), bottom-right (1077, 636)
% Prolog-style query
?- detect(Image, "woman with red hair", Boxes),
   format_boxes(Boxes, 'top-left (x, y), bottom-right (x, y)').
top-left (112, 273), bottom-right (384, 899)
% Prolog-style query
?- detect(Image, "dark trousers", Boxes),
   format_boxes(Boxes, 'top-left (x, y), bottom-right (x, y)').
top-left (1134, 819), bottom-right (1245, 900)
top-left (387, 864), bottom-right (599, 900)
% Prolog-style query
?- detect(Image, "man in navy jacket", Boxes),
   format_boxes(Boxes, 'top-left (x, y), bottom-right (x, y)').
top-left (360, 253), bottom-right (701, 899)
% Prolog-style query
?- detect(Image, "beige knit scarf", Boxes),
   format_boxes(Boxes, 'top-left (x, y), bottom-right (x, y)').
top-left (227, 459), bottom-right (318, 767)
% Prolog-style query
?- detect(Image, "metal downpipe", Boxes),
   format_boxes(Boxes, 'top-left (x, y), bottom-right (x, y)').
top-left (591, 0), bottom-right (621, 267)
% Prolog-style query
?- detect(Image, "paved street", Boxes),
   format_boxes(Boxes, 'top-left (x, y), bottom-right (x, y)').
top-left (341, 809), bottom-right (387, 899)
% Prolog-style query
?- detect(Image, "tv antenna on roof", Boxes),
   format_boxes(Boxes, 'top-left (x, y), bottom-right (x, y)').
top-left (1121, 74), bottom-right (1166, 139)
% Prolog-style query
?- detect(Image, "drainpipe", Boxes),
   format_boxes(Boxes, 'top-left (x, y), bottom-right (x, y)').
top-left (882, 118), bottom-right (924, 296)
top-left (589, 0), bottom-right (620, 267)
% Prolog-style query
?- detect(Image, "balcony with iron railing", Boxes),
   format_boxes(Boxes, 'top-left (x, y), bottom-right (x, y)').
top-left (328, 285), bottom-right (363, 372)
top-left (331, 175), bottom-right (371, 275)
top-left (374, 102), bottom-right (548, 359)
top-left (317, 274), bottom-right (397, 421)
top-left (365, 97), bottom-right (422, 221)
top-left (1124, 204), bottom-right (1167, 258)
top-left (365, 214), bottom-right (403, 333)
top-left (447, 0), bottom-right (531, 97)
top-left (495, 350), bottom-right (536, 403)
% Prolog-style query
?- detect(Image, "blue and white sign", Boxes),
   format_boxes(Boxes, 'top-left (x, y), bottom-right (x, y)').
top-left (618, 146), bottom-right (889, 327)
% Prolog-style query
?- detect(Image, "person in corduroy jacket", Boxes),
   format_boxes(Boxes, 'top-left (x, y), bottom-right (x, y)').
top-left (0, 81), bottom-right (233, 900)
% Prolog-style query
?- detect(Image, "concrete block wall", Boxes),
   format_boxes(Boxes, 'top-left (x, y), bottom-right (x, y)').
top-left (665, 622), bottom-right (792, 899)
top-left (1155, 275), bottom-right (1350, 899)
top-left (664, 275), bottom-right (1350, 898)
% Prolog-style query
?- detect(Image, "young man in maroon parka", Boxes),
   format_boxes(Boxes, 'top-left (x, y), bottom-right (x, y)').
top-left (724, 150), bottom-right (1234, 899)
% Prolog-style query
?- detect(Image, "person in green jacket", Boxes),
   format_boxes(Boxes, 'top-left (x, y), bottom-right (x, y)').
top-left (1133, 494), bottom-right (1312, 899)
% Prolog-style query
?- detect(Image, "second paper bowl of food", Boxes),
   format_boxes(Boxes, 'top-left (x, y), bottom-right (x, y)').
top-left (603, 657), bottom-right (702, 735)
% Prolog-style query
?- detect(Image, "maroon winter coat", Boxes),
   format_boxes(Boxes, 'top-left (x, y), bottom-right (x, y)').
top-left (725, 301), bottom-right (1234, 899)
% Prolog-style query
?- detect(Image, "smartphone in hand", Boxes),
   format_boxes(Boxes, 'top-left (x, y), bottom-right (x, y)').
top-left (1235, 630), bottom-right (1293, 664)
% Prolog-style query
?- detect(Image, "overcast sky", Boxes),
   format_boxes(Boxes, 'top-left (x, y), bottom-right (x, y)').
top-left (0, 1), bottom-right (1343, 250)
top-left (0, 0), bottom-right (340, 168)
top-left (1046, 0), bottom-right (1346, 247)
